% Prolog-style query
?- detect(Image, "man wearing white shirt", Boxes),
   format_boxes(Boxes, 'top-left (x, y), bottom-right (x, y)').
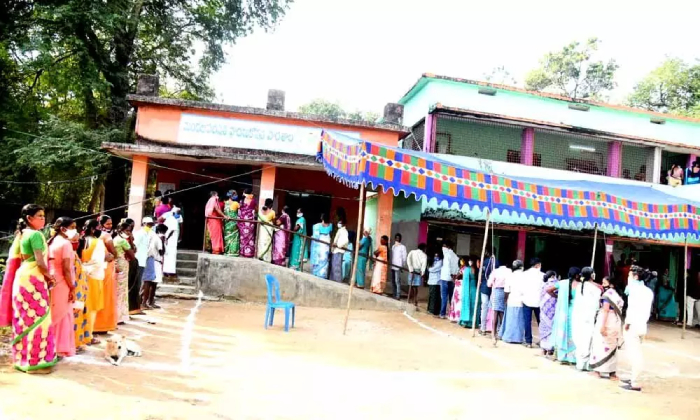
top-left (439, 240), bottom-right (460, 318)
top-left (406, 243), bottom-right (428, 306)
top-left (391, 234), bottom-right (407, 300)
top-left (331, 222), bottom-right (349, 282)
top-left (621, 266), bottom-right (654, 392)
top-left (521, 258), bottom-right (544, 347)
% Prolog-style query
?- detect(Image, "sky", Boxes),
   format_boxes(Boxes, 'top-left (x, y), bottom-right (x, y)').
top-left (210, 0), bottom-right (700, 115)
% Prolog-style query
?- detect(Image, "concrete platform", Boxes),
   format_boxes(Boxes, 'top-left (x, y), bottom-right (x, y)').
top-left (196, 254), bottom-right (412, 313)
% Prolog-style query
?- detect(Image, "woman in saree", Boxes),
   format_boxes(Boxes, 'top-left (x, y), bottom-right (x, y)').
top-left (257, 198), bottom-right (276, 262)
top-left (459, 258), bottom-right (479, 328)
top-left (370, 236), bottom-right (389, 294)
top-left (289, 208), bottom-right (308, 270)
top-left (309, 214), bottom-right (332, 278)
top-left (73, 252), bottom-right (90, 351)
top-left (572, 266), bottom-right (603, 371)
top-left (547, 267), bottom-right (580, 364)
top-left (113, 221), bottom-right (136, 324)
top-left (539, 270), bottom-right (559, 357)
top-left (0, 229), bottom-right (21, 327)
top-left (94, 215), bottom-right (117, 334)
top-left (48, 217), bottom-right (79, 358)
top-left (355, 229), bottom-right (372, 288)
top-left (224, 190), bottom-right (240, 256)
top-left (205, 191), bottom-right (226, 255)
top-left (448, 257), bottom-right (466, 322)
top-left (656, 271), bottom-right (678, 321)
top-left (238, 189), bottom-right (257, 258)
top-left (11, 204), bottom-right (57, 373)
top-left (79, 219), bottom-right (107, 345)
top-left (590, 276), bottom-right (625, 379)
top-left (272, 206), bottom-right (291, 266)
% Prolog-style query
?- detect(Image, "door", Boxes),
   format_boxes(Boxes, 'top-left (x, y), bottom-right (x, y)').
top-left (284, 192), bottom-right (332, 237)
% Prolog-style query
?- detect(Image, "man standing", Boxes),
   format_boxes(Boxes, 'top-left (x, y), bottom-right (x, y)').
top-left (479, 250), bottom-right (495, 334)
top-left (439, 240), bottom-right (459, 319)
top-left (406, 243), bottom-right (428, 306)
top-left (331, 220), bottom-right (349, 282)
top-left (620, 266), bottom-right (654, 392)
top-left (521, 257), bottom-right (544, 347)
top-left (685, 267), bottom-right (700, 328)
top-left (391, 233), bottom-right (407, 300)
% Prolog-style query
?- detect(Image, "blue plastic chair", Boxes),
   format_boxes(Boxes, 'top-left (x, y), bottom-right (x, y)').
top-left (264, 274), bottom-right (295, 332)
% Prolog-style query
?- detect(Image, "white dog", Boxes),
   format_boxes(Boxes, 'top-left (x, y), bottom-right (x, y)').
top-left (104, 334), bottom-right (142, 366)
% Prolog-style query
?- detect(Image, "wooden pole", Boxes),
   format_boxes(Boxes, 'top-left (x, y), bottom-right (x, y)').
top-left (343, 184), bottom-right (366, 335)
top-left (590, 223), bottom-right (598, 269)
top-left (683, 237), bottom-right (688, 339)
top-left (471, 209), bottom-right (491, 337)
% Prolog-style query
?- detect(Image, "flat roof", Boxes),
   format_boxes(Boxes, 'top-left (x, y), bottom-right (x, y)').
top-left (127, 95), bottom-right (409, 134)
top-left (399, 74), bottom-right (700, 125)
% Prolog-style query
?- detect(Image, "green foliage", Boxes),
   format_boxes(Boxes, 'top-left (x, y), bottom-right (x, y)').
top-left (525, 38), bottom-right (618, 100)
top-left (298, 99), bottom-right (379, 123)
top-left (627, 58), bottom-right (700, 117)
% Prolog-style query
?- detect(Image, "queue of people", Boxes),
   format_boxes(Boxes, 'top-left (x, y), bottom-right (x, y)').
top-left (666, 159), bottom-right (700, 186)
top-left (0, 204), bottom-right (176, 374)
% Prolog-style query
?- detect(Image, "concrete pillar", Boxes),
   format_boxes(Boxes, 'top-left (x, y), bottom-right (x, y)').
top-left (418, 221), bottom-right (429, 245)
top-left (376, 187), bottom-right (394, 246)
top-left (520, 128), bottom-right (535, 165)
top-left (258, 165), bottom-right (276, 211)
top-left (127, 155), bottom-right (149, 227)
top-left (604, 238), bottom-right (614, 278)
top-left (423, 113), bottom-right (437, 153)
top-left (516, 231), bottom-right (526, 261)
top-left (606, 141), bottom-right (622, 177)
top-left (651, 147), bottom-right (662, 184)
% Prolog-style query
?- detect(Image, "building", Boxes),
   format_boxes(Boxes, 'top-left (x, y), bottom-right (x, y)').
top-left (102, 76), bottom-right (408, 251)
top-left (391, 74), bottom-right (700, 284)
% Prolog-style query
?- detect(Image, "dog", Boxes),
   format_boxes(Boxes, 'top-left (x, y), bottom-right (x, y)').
top-left (104, 334), bottom-right (142, 366)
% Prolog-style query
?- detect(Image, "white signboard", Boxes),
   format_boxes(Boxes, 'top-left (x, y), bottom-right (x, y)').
top-left (177, 113), bottom-right (360, 156)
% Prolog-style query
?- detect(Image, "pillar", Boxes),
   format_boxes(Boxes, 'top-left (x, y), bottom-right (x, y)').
top-left (606, 141), bottom-right (622, 177)
top-left (376, 187), bottom-right (394, 245)
top-left (651, 147), bottom-right (662, 184)
top-left (258, 165), bottom-right (276, 211)
top-left (423, 113), bottom-right (437, 153)
top-left (418, 221), bottom-right (429, 245)
top-left (603, 238), bottom-right (614, 278)
top-left (520, 128), bottom-right (535, 165)
top-left (127, 155), bottom-right (149, 227)
top-left (516, 231), bottom-right (526, 261)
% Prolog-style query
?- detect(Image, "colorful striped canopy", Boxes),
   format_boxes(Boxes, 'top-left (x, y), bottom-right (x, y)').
top-left (318, 130), bottom-right (700, 244)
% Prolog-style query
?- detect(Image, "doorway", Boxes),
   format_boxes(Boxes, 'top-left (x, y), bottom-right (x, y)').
top-left (284, 192), bottom-right (332, 237)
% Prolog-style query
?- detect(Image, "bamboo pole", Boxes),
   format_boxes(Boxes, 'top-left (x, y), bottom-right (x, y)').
top-left (590, 223), bottom-right (598, 269)
top-left (471, 209), bottom-right (491, 336)
top-left (683, 237), bottom-right (688, 339)
top-left (343, 184), bottom-right (366, 335)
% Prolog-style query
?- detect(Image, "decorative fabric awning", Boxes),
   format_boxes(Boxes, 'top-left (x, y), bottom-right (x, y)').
top-left (318, 130), bottom-right (700, 244)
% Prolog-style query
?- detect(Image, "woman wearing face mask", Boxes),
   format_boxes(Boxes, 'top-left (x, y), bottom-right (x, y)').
top-left (289, 208), bottom-right (307, 270)
top-left (257, 198), bottom-right (276, 263)
top-left (94, 215), bottom-right (117, 334)
top-left (238, 189), bottom-right (257, 258)
top-left (205, 191), bottom-right (227, 255)
top-left (224, 190), bottom-right (240, 256)
top-left (310, 214), bottom-right (332, 277)
top-left (48, 217), bottom-right (78, 358)
top-left (11, 204), bottom-right (57, 373)
top-left (571, 266), bottom-right (603, 371)
top-left (448, 257), bottom-right (466, 322)
top-left (330, 218), bottom-right (349, 282)
top-left (355, 228), bottom-right (373, 288)
top-left (370, 236), bottom-right (390, 294)
top-left (590, 276), bottom-right (625, 379)
top-left (79, 219), bottom-right (107, 344)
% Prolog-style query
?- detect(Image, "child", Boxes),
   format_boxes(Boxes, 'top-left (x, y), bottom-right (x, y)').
top-left (141, 223), bottom-right (167, 310)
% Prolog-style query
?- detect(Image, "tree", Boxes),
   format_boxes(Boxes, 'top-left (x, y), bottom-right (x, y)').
top-left (525, 38), bottom-right (618, 100)
top-left (627, 58), bottom-right (700, 117)
top-left (484, 66), bottom-right (517, 85)
top-left (298, 99), bottom-right (379, 123)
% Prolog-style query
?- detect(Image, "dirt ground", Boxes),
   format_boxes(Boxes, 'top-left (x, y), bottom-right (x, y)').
top-left (2, 299), bottom-right (700, 420)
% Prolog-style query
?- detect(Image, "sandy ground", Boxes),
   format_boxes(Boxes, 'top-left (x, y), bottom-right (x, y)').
top-left (2, 299), bottom-right (700, 420)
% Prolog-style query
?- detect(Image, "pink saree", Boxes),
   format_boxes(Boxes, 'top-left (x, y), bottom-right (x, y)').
top-left (205, 196), bottom-right (224, 254)
top-left (272, 213), bottom-right (291, 266)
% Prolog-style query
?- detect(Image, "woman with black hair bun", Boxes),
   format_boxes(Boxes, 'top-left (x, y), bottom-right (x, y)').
top-left (547, 266), bottom-right (581, 364)
top-left (572, 266), bottom-right (604, 371)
